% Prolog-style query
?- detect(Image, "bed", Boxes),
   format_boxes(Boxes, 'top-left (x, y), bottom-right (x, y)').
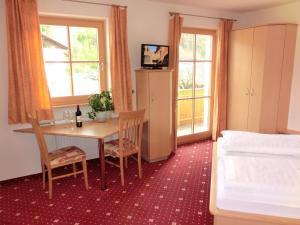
top-left (210, 131), bottom-right (300, 225)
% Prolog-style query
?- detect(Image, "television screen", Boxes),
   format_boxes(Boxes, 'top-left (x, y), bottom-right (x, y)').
top-left (141, 44), bottom-right (169, 68)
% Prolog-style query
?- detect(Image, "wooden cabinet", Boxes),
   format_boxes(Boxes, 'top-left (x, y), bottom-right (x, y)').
top-left (227, 24), bottom-right (297, 133)
top-left (136, 69), bottom-right (173, 162)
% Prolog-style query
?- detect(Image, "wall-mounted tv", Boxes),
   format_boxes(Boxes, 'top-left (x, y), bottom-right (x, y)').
top-left (141, 44), bottom-right (169, 69)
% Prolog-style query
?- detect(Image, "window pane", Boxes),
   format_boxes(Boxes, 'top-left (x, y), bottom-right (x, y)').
top-left (196, 35), bottom-right (212, 60)
top-left (195, 62), bottom-right (211, 97)
top-left (72, 63), bottom-right (100, 96)
top-left (178, 62), bottom-right (193, 98)
top-left (70, 27), bottom-right (99, 61)
top-left (177, 99), bottom-right (193, 136)
top-left (179, 33), bottom-right (194, 60)
top-left (194, 98), bottom-right (210, 133)
top-left (45, 63), bottom-right (72, 97)
top-left (40, 25), bottom-right (69, 61)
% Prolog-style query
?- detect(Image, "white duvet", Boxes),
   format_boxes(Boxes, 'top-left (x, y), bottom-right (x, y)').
top-left (216, 133), bottom-right (300, 219)
top-left (219, 154), bottom-right (300, 207)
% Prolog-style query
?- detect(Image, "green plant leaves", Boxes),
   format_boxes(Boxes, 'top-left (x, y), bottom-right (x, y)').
top-left (88, 91), bottom-right (114, 118)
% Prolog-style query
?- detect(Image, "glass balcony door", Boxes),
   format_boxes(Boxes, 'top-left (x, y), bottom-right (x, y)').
top-left (177, 28), bottom-right (216, 142)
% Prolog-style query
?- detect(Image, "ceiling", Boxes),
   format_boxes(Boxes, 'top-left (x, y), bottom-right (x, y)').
top-left (147, 0), bottom-right (300, 12)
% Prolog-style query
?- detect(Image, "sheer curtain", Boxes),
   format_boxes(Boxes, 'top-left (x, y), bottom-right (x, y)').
top-left (6, 0), bottom-right (53, 124)
top-left (212, 19), bottom-right (233, 140)
top-left (110, 6), bottom-right (133, 112)
top-left (169, 14), bottom-right (183, 151)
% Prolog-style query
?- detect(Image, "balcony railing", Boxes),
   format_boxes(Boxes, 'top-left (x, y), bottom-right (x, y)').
top-left (177, 88), bottom-right (205, 126)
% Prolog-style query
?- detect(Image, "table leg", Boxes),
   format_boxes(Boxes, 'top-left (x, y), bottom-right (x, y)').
top-left (98, 138), bottom-right (107, 190)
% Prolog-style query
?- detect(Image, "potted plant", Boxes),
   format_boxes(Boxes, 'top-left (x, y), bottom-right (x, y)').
top-left (88, 91), bottom-right (114, 122)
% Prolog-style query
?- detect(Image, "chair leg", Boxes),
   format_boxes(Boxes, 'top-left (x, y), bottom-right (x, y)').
top-left (125, 157), bottom-right (128, 168)
top-left (120, 157), bottom-right (125, 186)
top-left (138, 152), bottom-right (142, 179)
top-left (82, 160), bottom-right (89, 190)
top-left (72, 163), bottom-right (77, 178)
top-left (48, 168), bottom-right (53, 199)
top-left (41, 162), bottom-right (45, 190)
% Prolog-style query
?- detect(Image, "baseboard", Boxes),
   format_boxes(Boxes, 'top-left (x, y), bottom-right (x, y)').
top-left (142, 155), bottom-right (169, 163)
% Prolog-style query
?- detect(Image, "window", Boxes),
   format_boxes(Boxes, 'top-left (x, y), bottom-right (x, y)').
top-left (40, 17), bottom-right (107, 106)
top-left (177, 28), bottom-right (216, 141)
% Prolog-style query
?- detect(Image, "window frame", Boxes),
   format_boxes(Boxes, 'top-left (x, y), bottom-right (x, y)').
top-left (39, 16), bottom-right (108, 107)
top-left (177, 27), bottom-right (217, 144)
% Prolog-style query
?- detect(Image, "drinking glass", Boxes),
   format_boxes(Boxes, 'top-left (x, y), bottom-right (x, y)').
top-left (63, 110), bottom-right (70, 124)
top-left (69, 111), bottom-right (75, 126)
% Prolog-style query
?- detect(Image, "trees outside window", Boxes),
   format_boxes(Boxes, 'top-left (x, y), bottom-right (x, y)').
top-left (40, 17), bottom-right (107, 106)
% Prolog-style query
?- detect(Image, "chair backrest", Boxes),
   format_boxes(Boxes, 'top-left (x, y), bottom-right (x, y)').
top-left (118, 109), bottom-right (145, 155)
top-left (29, 115), bottom-right (50, 165)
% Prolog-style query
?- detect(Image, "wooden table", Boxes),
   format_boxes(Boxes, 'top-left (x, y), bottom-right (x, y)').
top-left (14, 119), bottom-right (120, 190)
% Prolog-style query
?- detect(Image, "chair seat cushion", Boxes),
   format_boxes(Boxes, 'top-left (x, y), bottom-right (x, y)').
top-left (104, 139), bottom-right (137, 157)
top-left (49, 146), bottom-right (85, 167)
top-left (104, 140), bottom-right (120, 157)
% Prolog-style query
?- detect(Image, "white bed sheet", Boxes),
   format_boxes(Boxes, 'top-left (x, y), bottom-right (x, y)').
top-left (216, 138), bottom-right (300, 219)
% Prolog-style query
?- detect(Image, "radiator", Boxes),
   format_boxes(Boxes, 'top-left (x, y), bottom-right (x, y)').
top-left (53, 134), bottom-right (118, 160)
top-left (54, 136), bottom-right (99, 160)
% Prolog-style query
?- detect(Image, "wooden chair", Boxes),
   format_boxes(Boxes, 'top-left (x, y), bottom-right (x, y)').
top-left (30, 116), bottom-right (88, 199)
top-left (104, 109), bottom-right (145, 186)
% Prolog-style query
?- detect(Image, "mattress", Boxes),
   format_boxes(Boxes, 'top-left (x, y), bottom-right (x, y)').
top-left (216, 138), bottom-right (300, 219)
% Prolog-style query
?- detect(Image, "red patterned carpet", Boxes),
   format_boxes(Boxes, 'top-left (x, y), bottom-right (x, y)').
top-left (0, 140), bottom-right (213, 225)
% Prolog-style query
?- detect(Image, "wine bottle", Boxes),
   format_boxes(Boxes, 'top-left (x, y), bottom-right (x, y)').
top-left (76, 105), bottom-right (82, 127)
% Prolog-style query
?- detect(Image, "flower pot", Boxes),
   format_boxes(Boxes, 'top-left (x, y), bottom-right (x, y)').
top-left (96, 111), bottom-right (106, 122)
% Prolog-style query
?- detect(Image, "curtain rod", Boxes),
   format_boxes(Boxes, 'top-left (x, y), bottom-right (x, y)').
top-left (169, 11), bottom-right (237, 22)
top-left (62, 0), bottom-right (127, 8)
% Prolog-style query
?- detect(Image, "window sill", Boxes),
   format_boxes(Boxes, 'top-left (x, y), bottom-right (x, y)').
top-left (51, 96), bottom-right (90, 108)
top-left (52, 103), bottom-right (89, 108)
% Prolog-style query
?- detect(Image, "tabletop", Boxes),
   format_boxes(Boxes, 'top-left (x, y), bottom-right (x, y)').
top-left (14, 119), bottom-right (120, 139)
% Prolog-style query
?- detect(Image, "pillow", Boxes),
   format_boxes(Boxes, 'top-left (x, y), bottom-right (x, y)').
top-left (220, 130), bottom-right (300, 156)
top-left (223, 145), bottom-right (300, 156)
top-left (221, 130), bottom-right (257, 139)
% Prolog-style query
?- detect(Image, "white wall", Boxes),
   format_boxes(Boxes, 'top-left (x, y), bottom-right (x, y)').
top-left (235, 1), bottom-right (300, 130)
top-left (0, 0), bottom-right (237, 181)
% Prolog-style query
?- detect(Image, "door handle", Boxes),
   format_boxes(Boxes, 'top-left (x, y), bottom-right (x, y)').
top-left (250, 88), bottom-right (254, 96)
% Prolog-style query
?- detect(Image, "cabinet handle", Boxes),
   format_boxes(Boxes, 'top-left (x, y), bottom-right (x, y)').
top-left (250, 88), bottom-right (254, 96)
top-left (151, 98), bottom-right (154, 103)
top-left (245, 88), bottom-right (250, 96)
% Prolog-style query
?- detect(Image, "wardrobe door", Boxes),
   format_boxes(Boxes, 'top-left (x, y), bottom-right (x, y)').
top-left (247, 26), bottom-right (267, 132)
top-left (277, 25), bottom-right (298, 131)
top-left (260, 25), bottom-right (285, 132)
top-left (248, 25), bottom-right (285, 132)
top-left (136, 71), bottom-right (150, 160)
top-left (227, 28), bottom-right (254, 130)
top-left (149, 71), bottom-right (172, 160)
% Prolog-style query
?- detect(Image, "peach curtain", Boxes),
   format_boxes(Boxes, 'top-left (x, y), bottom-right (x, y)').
top-left (212, 19), bottom-right (233, 140)
top-left (6, 0), bottom-right (53, 124)
top-left (169, 14), bottom-right (183, 152)
top-left (110, 6), bottom-right (133, 112)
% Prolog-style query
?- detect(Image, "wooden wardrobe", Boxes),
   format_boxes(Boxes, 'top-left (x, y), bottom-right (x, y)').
top-left (227, 24), bottom-right (297, 133)
top-left (135, 69), bottom-right (173, 162)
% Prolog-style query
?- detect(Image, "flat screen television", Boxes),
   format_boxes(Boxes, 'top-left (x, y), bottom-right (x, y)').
top-left (141, 44), bottom-right (169, 69)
